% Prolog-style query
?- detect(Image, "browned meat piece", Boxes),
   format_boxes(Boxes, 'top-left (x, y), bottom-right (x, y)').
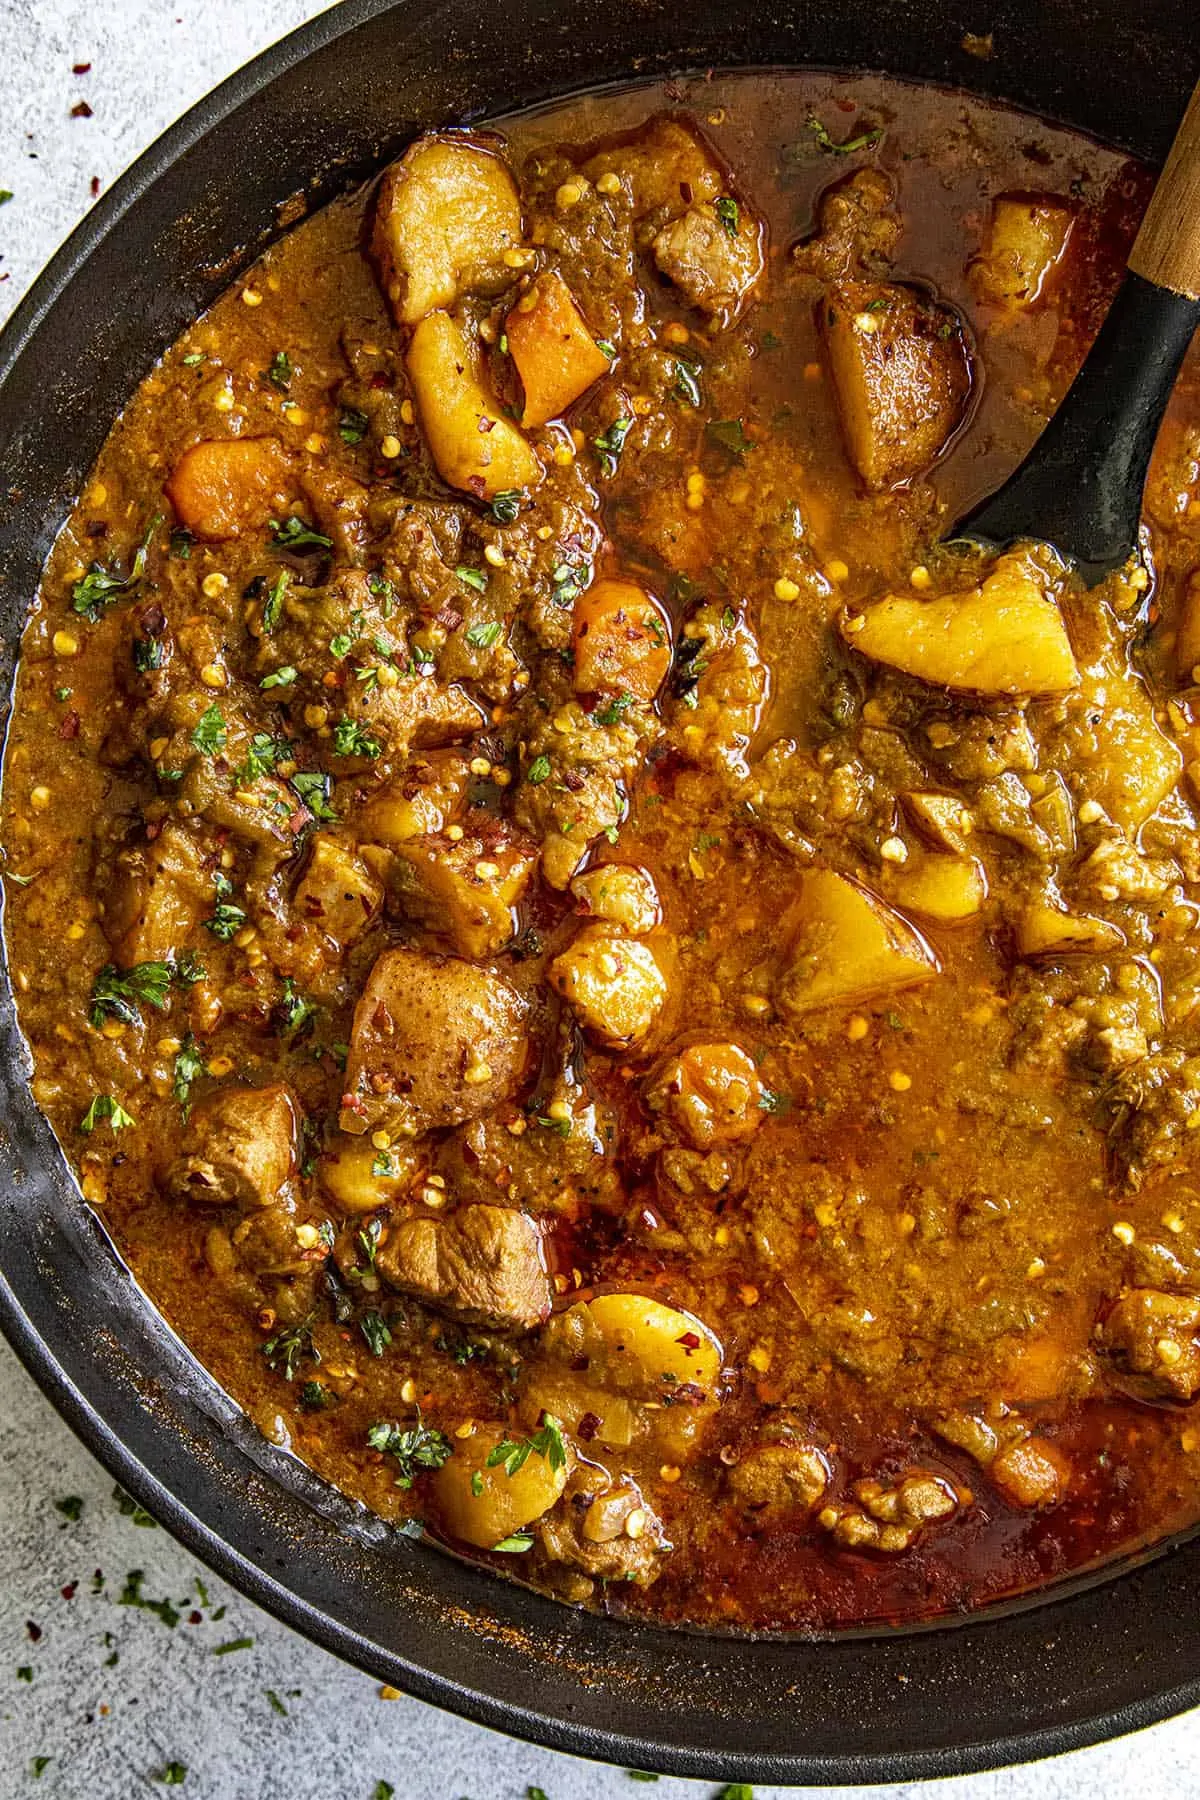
top-left (300, 462), bottom-right (370, 564)
top-left (164, 1083), bottom-right (299, 1209)
top-left (818, 1470), bottom-right (959, 1552)
top-left (1107, 1051), bottom-right (1200, 1187)
top-left (822, 280), bottom-right (972, 489)
top-left (727, 1442), bottom-right (831, 1516)
top-left (652, 200), bottom-right (764, 323)
top-left (1100, 1288), bottom-right (1200, 1402)
top-left (989, 1435), bottom-right (1069, 1508)
top-left (376, 1202), bottom-right (551, 1330)
top-left (390, 817), bottom-right (537, 958)
top-left (339, 946), bottom-right (529, 1136)
top-left (103, 824), bottom-right (212, 967)
top-left (668, 604), bottom-right (767, 780)
top-left (793, 168), bottom-right (901, 281)
top-left (341, 665), bottom-right (484, 764)
top-left (585, 116), bottom-right (724, 216)
top-left (538, 1462), bottom-right (668, 1586)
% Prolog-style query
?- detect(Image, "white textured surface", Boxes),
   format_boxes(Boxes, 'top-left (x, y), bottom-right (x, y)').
top-left (1, 3), bottom-right (1199, 1794)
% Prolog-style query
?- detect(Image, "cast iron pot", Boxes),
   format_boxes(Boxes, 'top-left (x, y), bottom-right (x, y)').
top-left (1, 0), bottom-right (1199, 1782)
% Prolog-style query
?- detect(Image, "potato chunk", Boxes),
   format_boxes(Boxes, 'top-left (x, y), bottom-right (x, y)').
top-left (571, 578), bottom-right (671, 702)
top-left (1015, 901), bottom-right (1125, 959)
top-left (318, 1137), bottom-right (417, 1215)
top-left (407, 311), bottom-right (541, 499)
top-left (822, 280), bottom-right (971, 488)
top-left (506, 270), bottom-right (610, 427)
top-left (356, 753), bottom-right (471, 846)
top-left (391, 821), bottom-right (537, 958)
top-left (340, 947), bottom-right (528, 1136)
top-left (776, 868), bottom-right (938, 1018)
top-left (104, 824), bottom-right (211, 967)
top-left (292, 834), bottom-right (383, 951)
top-left (550, 925), bottom-right (667, 1047)
top-left (882, 853), bottom-right (987, 924)
top-left (584, 1294), bottom-right (723, 1395)
top-left (844, 550), bottom-right (1079, 695)
top-left (432, 1422), bottom-right (570, 1550)
top-left (971, 194), bottom-right (1075, 307)
top-left (570, 863), bottom-right (661, 934)
top-left (648, 1043), bottom-right (764, 1148)
top-left (372, 135), bottom-right (522, 326)
top-left (166, 437), bottom-right (295, 541)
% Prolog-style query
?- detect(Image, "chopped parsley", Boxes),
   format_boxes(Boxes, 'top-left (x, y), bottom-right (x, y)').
top-left (189, 703), bottom-right (227, 756)
top-left (262, 569), bottom-right (288, 632)
top-left (332, 718), bottom-right (381, 759)
top-left (486, 1414), bottom-right (567, 1478)
top-left (551, 561), bottom-right (585, 607)
top-left (263, 349), bottom-right (292, 391)
top-left (593, 416), bottom-right (633, 478)
top-left (526, 754), bottom-right (551, 785)
top-left (493, 1532), bottom-right (535, 1553)
top-left (79, 1094), bottom-right (135, 1134)
top-left (455, 564), bottom-right (488, 593)
top-left (489, 490), bottom-right (523, 524)
top-left (290, 769), bottom-right (337, 821)
top-left (338, 407), bottom-right (369, 444)
top-left (212, 1637), bottom-right (254, 1657)
top-left (71, 514), bottom-right (158, 621)
top-left (594, 691), bottom-right (635, 727)
top-left (367, 1414), bottom-right (453, 1488)
top-left (270, 515), bottom-right (332, 552)
top-left (204, 873), bottom-right (246, 943)
top-left (372, 1149), bottom-right (398, 1179)
top-left (672, 359), bottom-right (702, 407)
top-left (55, 1495), bottom-right (84, 1521)
top-left (465, 620), bottom-right (502, 649)
top-left (132, 634), bottom-right (164, 672)
top-left (714, 194), bottom-right (740, 238)
top-left (260, 665), bottom-right (298, 690)
top-left (155, 1763), bottom-right (188, 1786)
top-left (277, 978), bottom-right (318, 1035)
top-left (757, 1088), bottom-right (792, 1115)
top-left (31, 1757), bottom-right (52, 1779)
top-left (706, 418), bottom-right (754, 460)
top-left (361, 1311), bottom-right (392, 1357)
top-left (375, 1785), bottom-right (395, 1800)
top-left (89, 960), bottom-right (173, 1027)
top-left (807, 114), bottom-right (883, 155)
top-left (262, 1314), bottom-right (318, 1382)
top-left (172, 1034), bottom-right (207, 1117)
top-left (595, 338), bottom-right (617, 360)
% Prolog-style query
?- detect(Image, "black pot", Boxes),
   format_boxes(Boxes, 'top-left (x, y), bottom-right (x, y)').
top-left (1, 0), bottom-right (1198, 1782)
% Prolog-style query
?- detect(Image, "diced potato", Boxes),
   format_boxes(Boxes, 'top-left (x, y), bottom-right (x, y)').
top-left (571, 578), bottom-right (672, 701)
top-left (648, 1042), bottom-right (764, 1148)
top-left (822, 280), bottom-right (971, 489)
top-left (972, 194), bottom-right (1075, 307)
top-left (518, 1372), bottom-right (637, 1450)
top-left (372, 135), bottom-right (523, 326)
top-left (882, 854), bottom-right (987, 924)
top-left (1175, 569), bottom-right (1200, 683)
top-left (407, 311), bottom-right (541, 499)
top-left (1015, 901), bottom-right (1126, 958)
top-left (506, 270), bottom-right (610, 427)
top-left (988, 1434), bottom-right (1069, 1508)
top-left (570, 863), bottom-right (661, 934)
top-left (318, 1137), bottom-right (419, 1215)
top-left (431, 1422), bottom-right (570, 1551)
top-left (1053, 620), bottom-right (1182, 831)
top-left (166, 437), bottom-right (295, 541)
top-left (292, 834), bottom-right (384, 950)
top-left (392, 823), bottom-right (537, 958)
top-left (776, 867), bottom-right (939, 1018)
top-left (584, 1294), bottom-right (723, 1395)
top-left (550, 925), bottom-right (667, 1047)
top-left (104, 824), bottom-right (211, 966)
top-left (901, 791), bottom-right (974, 855)
top-left (356, 754), bottom-right (471, 846)
top-left (844, 551), bottom-right (1079, 695)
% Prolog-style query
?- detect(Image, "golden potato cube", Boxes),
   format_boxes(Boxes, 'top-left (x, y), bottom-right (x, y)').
top-left (883, 853), bottom-right (987, 924)
top-left (432, 1422), bottom-right (570, 1551)
top-left (392, 824), bottom-right (537, 958)
top-left (776, 867), bottom-right (939, 1017)
top-left (844, 550), bottom-right (1079, 696)
top-left (822, 280), bottom-right (971, 488)
top-left (318, 1137), bottom-right (418, 1215)
top-left (293, 834), bottom-right (384, 951)
top-left (571, 577), bottom-right (672, 701)
top-left (166, 437), bottom-right (295, 541)
top-left (584, 1294), bottom-right (723, 1395)
top-left (570, 863), bottom-right (661, 934)
top-left (550, 924), bottom-right (667, 1047)
top-left (1015, 901), bottom-right (1126, 958)
top-left (972, 194), bottom-right (1075, 307)
top-left (506, 270), bottom-right (611, 427)
top-left (372, 135), bottom-right (523, 326)
top-left (901, 791), bottom-right (974, 855)
top-left (407, 310), bottom-right (542, 499)
top-left (356, 754), bottom-right (471, 847)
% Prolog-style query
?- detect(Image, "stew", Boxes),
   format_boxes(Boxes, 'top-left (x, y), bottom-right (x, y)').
top-left (5, 69), bottom-right (1200, 1633)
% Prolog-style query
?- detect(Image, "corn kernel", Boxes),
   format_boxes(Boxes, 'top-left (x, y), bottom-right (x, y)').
top-left (1112, 1221), bottom-right (1136, 1246)
top-left (880, 836), bottom-right (908, 864)
top-left (774, 576), bottom-right (801, 602)
top-left (400, 399), bottom-right (415, 425)
top-left (553, 444), bottom-right (574, 466)
top-left (207, 1055), bottom-right (235, 1078)
top-left (827, 558), bottom-right (850, 582)
top-left (304, 704), bottom-right (329, 729)
top-left (659, 1464), bottom-right (682, 1483)
top-left (663, 321), bottom-right (689, 345)
top-left (889, 1070), bottom-right (912, 1092)
top-left (380, 434), bottom-right (402, 459)
top-left (483, 543), bottom-right (506, 568)
top-left (909, 565), bottom-right (931, 590)
top-left (305, 433), bottom-right (326, 454)
top-left (596, 171), bottom-right (622, 196)
top-left (625, 1509), bottom-right (647, 1540)
top-left (556, 181), bottom-right (583, 208)
top-left (847, 1014), bottom-right (869, 1041)
top-left (747, 1344), bottom-right (772, 1373)
top-left (29, 786), bottom-right (50, 811)
top-left (200, 663), bottom-right (227, 690)
top-left (241, 287), bottom-right (263, 307)
top-left (67, 922), bottom-right (87, 941)
top-left (201, 571), bottom-right (228, 599)
top-left (463, 1060), bottom-right (492, 1086)
top-left (52, 630), bottom-right (79, 657)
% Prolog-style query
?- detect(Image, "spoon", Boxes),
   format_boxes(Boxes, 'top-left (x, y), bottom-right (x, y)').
top-left (952, 79), bottom-right (1200, 587)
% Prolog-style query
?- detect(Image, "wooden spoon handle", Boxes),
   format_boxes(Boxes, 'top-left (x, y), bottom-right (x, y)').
top-left (1129, 79), bottom-right (1200, 299)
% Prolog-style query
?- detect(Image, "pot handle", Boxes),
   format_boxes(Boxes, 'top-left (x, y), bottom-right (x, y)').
top-left (1128, 78), bottom-right (1200, 300)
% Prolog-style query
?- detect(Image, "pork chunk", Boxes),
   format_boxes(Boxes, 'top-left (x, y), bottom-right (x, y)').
top-left (339, 947), bottom-right (528, 1136)
top-left (103, 825), bottom-right (211, 967)
top-left (652, 200), bottom-right (764, 322)
top-left (376, 1202), bottom-right (551, 1330)
top-left (164, 1083), bottom-right (299, 1209)
top-left (550, 925), bottom-right (667, 1048)
top-left (391, 819), bottom-right (537, 958)
top-left (1101, 1288), bottom-right (1200, 1402)
top-left (538, 1463), bottom-right (668, 1586)
top-left (727, 1443), bottom-right (831, 1516)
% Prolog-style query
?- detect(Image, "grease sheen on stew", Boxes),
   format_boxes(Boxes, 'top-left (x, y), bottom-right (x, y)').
top-left (6, 70), bottom-right (1200, 1633)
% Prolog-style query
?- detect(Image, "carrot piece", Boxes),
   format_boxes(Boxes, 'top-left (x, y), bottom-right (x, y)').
top-left (166, 436), bottom-right (295, 541)
top-left (506, 270), bottom-right (611, 427)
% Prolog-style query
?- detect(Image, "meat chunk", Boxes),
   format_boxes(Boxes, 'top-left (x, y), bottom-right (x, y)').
top-left (652, 198), bottom-right (764, 322)
top-left (164, 1083), bottom-right (299, 1209)
top-left (342, 662), bottom-right (484, 764)
top-left (166, 437), bottom-right (295, 541)
top-left (292, 834), bottom-right (384, 951)
top-left (818, 1470), bottom-right (959, 1552)
top-left (727, 1442), bottom-right (831, 1516)
top-left (1101, 1288), bottom-right (1200, 1402)
top-left (1107, 1050), bottom-right (1200, 1187)
top-left (971, 193), bottom-right (1075, 307)
top-left (376, 1203), bottom-right (551, 1330)
top-left (538, 1463), bottom-right (668, 1586)
top-left (585, 116), bottom-right (724, 217)
top-left (550, 925), bottom-right (667, 1048)
top-left (669, 605), bottom-right (768, 780)
top-left (570, 863), bottom-right (661, 934)
top-left (103, 824), bottom-right (211, 967)
top-left (648, 1042), bottom-right (764, 1148)
top-left (340, 947), bottom-right (529, 1136)
top-left (793, 168), bottom-right (901, 281)
top-left (822, 280), bottom-right (971, 489)
top-left (390, 819), bottom-right (537, 958)
top-left (372, 134), bottom-right (523, 326)
top-left (514, 676), bottom-right (653, 889)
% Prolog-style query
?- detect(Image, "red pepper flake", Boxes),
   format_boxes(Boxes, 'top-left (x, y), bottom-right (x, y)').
top-left (72, 61), bottom-right (92, 74)
top-left (577, 1411), bottom-right (601, 1441)
top-left (477, 416), bottom-right (494, 434)
top-left (26, 1621), bottom-right (42, 1642)
top-left (369, 372), bottom-right (390, 390)
top-left (90, 176), bottom-right (101, 198)
top-left (435, 606), bottom-right (463, 632)
top-left (60, 1582), bottom-right (78, 1601)
top-left (59, 710), bottom-right (80, 740)
top-left (675, 1331), bottom-right (701, 1351)
top-left (187, 1610), bottom-right (202, 1625)
top-left (70, 100), bottom-right (93, 119)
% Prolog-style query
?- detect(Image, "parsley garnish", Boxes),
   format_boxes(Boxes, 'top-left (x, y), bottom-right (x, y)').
top-left (190, 703), bottom-right (227, 756)
top-left (71, 514), bottom-right (158, 621)
top-left (172, 1034), bottom-right (207, 1117)
top-left (262, 569), bottom-right (288, 632)
top-left (260, 665), bottom-right (298, 689)
top-left (270, 515), bottom-right (332, 552)
top-left (132, 635), bottom-right (164, 672)
top-left (807, 114), bottom-right (883, 155)
top-left (338, 407), bottom-right (369, 444)
top-left (361, 1311), bottom-right (392, 1357)
top-left (263, 350), bottom-right (292, 391)
top-left (595, 338), bottom-right (617, 359)
top-left (89, 960), bottom-right (173, 1027)
top-left (455, 564), bottom-right (488, 593)
top-left (55, 1495), bottom-right (84, 1521)
top-left (673, 359), bottom-right (702, 407)
top-left (262, 1314), bottom-right (318, 1382)
top-left (757, 1088), bottom-right (792, 1115)
top-left (489, 490), bottom-right (523, 524)
top-left (372, 1149), bottom-right (398, 1178)
top-left (526, 754), bottom-right (551, 785)
top-left (486, 1413), bottom-right (567, 1478)
top-left (79, 1095), bottom-right (135, 1134)
top-left (277, 978), bottom-right (318, 1035)
top-left (706, 418), bottom-right (754, 459)
top-left (594, 691), bottom-right (634, 727)
top-left (290, 770), bottom-right (337, 821)
top-left (493, 1533), bottom-right (535, 1553)
top-left (714, 195), bottom-right (740, 238)
top-left (332, 718), bottom-right (381, 759)
top-left (155, 1762), bottom-right (188, 1785)
top-left (366, 1414), bottom-right (453, 1488)
top-left (465, 620), bottom-right (502, 649)
top-left (593, 416), bottom-right (633, 477)
top-left (204, 874), bottom-right (246, 943)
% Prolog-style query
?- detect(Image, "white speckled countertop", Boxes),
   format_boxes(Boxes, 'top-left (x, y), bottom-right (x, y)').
top-left (1, 3), bottom-right (1199, 1793)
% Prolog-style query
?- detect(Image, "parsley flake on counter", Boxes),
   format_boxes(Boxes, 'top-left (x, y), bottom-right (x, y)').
top-left (54, 1496), bottom-right (83, 1522)
top-left (155, 1763), bottom-right (188, 1786)
top-left (79, 1094), bottom-right (135, 1134)
top-left (212, 1637), bottom-right (254, 1656)
top-left (374, 1782), bottom-right (395, 1799)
